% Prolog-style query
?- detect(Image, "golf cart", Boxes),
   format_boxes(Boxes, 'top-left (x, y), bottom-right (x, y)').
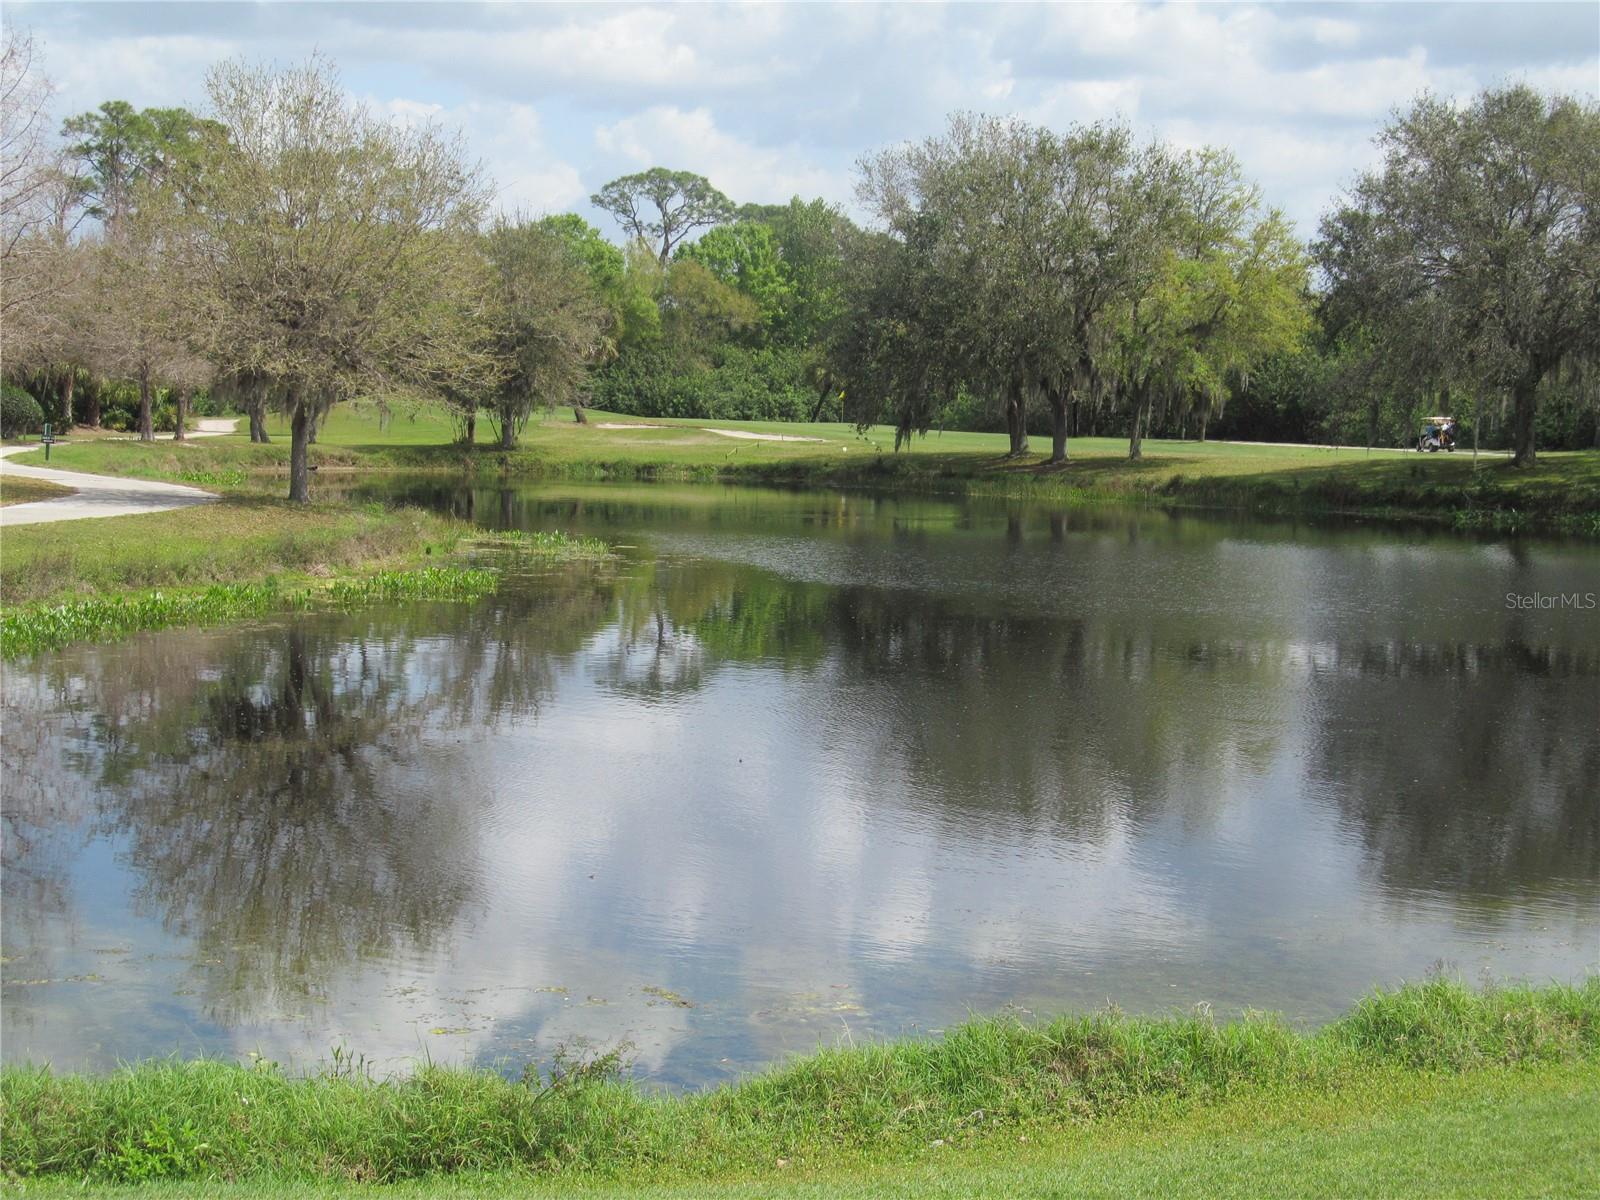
top-left (1417, 416), bottom-right (1457, 453)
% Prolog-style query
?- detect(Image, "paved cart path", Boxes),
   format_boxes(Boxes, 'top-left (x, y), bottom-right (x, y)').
top-left (0, 419), bottom-right (237, 525)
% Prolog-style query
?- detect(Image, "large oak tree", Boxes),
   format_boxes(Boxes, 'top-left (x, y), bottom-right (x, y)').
top-left (1318, 86), bottom-right (1599, 467)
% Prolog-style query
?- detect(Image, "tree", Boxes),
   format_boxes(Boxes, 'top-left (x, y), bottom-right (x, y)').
top-left (59, 100), bottom-right (145, 234)
top-left (764, 197), bottom-right (857, 350)
top-left (480, 217), bottom-right (611, 446)
top-left (1, 27), bottom-right (74, 348)
top-left (857, 115), bottom-right (1173, 461)
top-left (538, 213), bottom-right (624, 288)
top-left (829, 225), bottom-right (965, 444)
top-left (88, 200), bottom-right (208, 441)
top-left (675, 221), bottom-right (792, 337)
top-left (858, 115), bottom-right (1059, 456)
top-left (1036, 125), bottom-right (1184, 463)
top-left (1114, 150), bottom-right (1309, 459)
top-left (181, 57), bottom-right (489, 501)
top-left (659, 258), bottom-right (760, 362)
top-left (59, 100), bottom-right (219, 237)
top-left (591, 167), bottom-right (734, 265)
top-left (1318, 86), bottom-right (1600, 467)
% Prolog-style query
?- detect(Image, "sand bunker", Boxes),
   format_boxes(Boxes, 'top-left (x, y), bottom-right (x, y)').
top-left (594, 422), bottom-right (825, 443)
top-left (705, 428), bottom-right (825, 443)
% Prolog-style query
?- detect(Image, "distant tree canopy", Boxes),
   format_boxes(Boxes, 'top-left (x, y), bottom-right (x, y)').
top-left (590, 167), bottom-right (735, 264)
top-left (7, 54), bottom-right (1598, 465)
top-left (851, 114), bottom-right (1310, 461)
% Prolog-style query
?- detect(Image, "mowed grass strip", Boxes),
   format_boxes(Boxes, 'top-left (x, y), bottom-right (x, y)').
top-left (0, 474), bottom-right (75, 505)
top-left (2, 978), bottom-right (1595, 1188)
top-left (15, 407), bottom-right (1598, 530)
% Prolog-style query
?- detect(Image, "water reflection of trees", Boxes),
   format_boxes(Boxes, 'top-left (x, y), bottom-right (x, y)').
top-left (1305, 641), bottom-right (1600, 903)
top-left (10, 570), bottom-right (618, 1022)
top-left (8, 544), bottom-right (1595, 1026)
top-left (610, 560), bottom-right (1600, 906)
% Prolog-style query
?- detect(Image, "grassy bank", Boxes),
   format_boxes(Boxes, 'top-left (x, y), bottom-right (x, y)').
top-left (11, 1065), bottom-right (1594, 1198)
top-left (15, 409), bottom-right (1600, 533)
top-left (0, 566), bottom-right (498, 658)
top-left (0, 497), bottom-right (609, 656)
top-left (2, 978), bottom-right (1595, 1191)
top-left (0, 499), bottom-right (474, 611)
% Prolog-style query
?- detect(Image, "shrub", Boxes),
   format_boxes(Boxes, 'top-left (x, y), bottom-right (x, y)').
top-left (592, 345), bottom-right (826, 422)
top-left (0, 384), bottom-right (46, 437)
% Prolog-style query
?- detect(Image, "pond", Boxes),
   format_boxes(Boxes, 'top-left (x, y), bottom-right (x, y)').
top-left (4, 483), bottom-right (1597, 1087)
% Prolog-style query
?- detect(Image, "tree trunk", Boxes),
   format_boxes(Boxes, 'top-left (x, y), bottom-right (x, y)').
top-left (464, 411), bottom-right (476, 444)
top-left (138, 372), bottom-right (154, 442)
top-left (808, 375), bottom-right (834, 423)
top-left (572, 405), bottom-right (587, 424)
top-left (1473, 394), bottom-right (1481, 469)
top-left (288, 392), bottom-right (311, 503)
top-left (249, 396), bottom-right (270, 443)
top-left (173, 388), bottom-right (188, 441)
top-left (1004, 378), bottom-right (1029, 457)
top-left (1047, 383), bottom-right (1069, 465)
top-left (1128, 388), bottom-right (1150, 461)
top-left (306, 406), bottom-right (318, 444)
top-left (60, 367), bottom-right (75, 427)
top-left (86, 385), bottom-right (101, 429)
top-left (1511, 373), bottom-right (1538, 467)
top-left (1199, 408), bottom-right (1209, 443)
top-left (500, 410), bottom-right (516, 450)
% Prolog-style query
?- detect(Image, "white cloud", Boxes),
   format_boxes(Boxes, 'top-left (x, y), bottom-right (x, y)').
top-left (595, 105), bottom-right (850, 207)
top-left (7, 1), bottom-right (1595, 241)
top-left (373, 94), bottom-right (587, 215)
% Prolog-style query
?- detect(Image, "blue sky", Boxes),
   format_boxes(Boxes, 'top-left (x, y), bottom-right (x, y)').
top-left (8, 2), bottom-right (1597, 241)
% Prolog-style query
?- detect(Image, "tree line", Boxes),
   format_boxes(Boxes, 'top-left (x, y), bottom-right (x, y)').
top-left (2, 34), bottom-right (1596, 502)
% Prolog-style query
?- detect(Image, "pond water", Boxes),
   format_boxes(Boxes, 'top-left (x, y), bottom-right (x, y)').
top-left (4, 484), bottom-right (1597, 1087)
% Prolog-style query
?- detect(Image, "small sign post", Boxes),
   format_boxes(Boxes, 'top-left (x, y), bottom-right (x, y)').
top-left (41, 423), bottom-right (54, 462)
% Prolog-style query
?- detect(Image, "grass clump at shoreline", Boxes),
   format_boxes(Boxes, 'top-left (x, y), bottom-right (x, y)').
top-left (473, 528), bottom-right (613, 560)
top-left (0, 497), bottom-right (611, 656)
top-left (2, 978), bottom-right (1594, 1188)
top-left (0, 566), bottom-right (498, 658)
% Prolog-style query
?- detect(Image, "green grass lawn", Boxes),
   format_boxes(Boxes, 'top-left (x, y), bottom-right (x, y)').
top-left (24, 1064), bottom-right (1591, 1199)
top-left (0, 474), bottom-right (74, 505)
top-left (0, 499), bottom-right (474, 608)
top-left (15, 405), bottom-right (1598, 532)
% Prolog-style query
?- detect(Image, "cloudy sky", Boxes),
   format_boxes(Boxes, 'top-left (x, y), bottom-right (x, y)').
top-left (7, 2), bottom-right (1597, 240)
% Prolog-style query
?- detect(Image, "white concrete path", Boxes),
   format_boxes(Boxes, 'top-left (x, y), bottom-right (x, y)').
top-left (0, 419), bottom-right (237, 525)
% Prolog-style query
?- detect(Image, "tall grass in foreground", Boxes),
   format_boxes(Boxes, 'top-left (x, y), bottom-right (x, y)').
top-left (2, 978), bottom-right (1594, 1184)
